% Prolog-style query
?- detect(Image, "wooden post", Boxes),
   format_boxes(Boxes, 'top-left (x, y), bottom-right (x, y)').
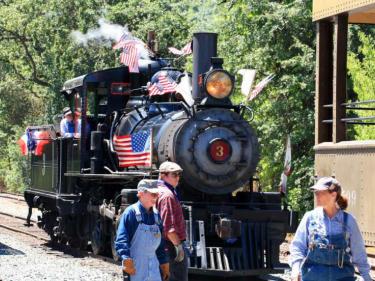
top-left (332, 14), bottom-right (348, 143)
top-left (315, 20), bottom-right (333, 145)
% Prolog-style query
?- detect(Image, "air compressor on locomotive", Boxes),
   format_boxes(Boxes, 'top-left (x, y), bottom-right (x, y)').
top-left (24, 32), bottom-right (296, 277)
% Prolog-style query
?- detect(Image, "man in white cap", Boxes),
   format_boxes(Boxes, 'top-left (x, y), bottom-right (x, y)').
top-left (60, 107), bottom-right (75, 137)
top-left (115, 179), bottom-right (170, 281)
top-left (156, 161), bottom-right (188, 281)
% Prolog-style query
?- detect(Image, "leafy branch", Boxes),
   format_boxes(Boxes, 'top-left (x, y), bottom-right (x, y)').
top-left (0, 26), bottom-right (51, 88)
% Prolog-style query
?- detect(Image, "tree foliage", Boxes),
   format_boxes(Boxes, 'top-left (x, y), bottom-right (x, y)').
top-left (348, 31), bottom-right (375, 140)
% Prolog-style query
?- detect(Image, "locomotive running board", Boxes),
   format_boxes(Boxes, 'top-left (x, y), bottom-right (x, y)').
top-left (64, 172), bottom-right (151, 178)
top-left (188, 267), bottom-right (284, 277)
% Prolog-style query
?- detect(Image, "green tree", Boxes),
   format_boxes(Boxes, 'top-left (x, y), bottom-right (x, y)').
top-left (348, 31), bottom-right (375, 140)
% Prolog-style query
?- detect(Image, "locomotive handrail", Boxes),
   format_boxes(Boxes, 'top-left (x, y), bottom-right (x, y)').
top-left (239, 103), bottom-right (254, 121)
top-left (109, 111), bottom-right (119, 154)
top-left (181, 201), bottom-right (283, 207)
top-left (154, 103), bottom-right (165, 117)
top-left (103, 166), bottom-right (153, 176)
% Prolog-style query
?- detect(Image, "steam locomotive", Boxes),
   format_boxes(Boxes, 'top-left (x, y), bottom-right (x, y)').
top-left (24, 32), bottom-right (296, 278)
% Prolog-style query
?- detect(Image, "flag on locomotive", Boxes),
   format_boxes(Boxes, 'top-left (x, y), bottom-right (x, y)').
top-left (113, 130), bottom-right (152, 168)
top-left (113, 32), bottom-right (153, 73)
top-left (147, 74), bottom-right (177, 96)
top-left (168, 41), bottom-right (192, 56)
top-left (18, 128), bottom-right (51, 156)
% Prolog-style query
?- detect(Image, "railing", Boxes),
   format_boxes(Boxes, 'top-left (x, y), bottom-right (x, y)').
top-left (322, 100), bottom-right (375, 125)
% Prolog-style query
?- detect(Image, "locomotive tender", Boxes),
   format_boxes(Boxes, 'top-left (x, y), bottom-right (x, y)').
top-left (24, 32), bottom-right (296, 278)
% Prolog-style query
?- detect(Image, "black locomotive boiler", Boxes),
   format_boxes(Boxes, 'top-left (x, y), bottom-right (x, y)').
top-left (24, 32), bottom-right (296, 278)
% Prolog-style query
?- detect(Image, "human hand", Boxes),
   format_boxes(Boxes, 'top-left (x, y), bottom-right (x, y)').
top-left (122, 258), bottom-right (136, 275)
top-left (160, 263), bottom-right (170, 280)
top-left (174, 243), bottom-right (184, 262)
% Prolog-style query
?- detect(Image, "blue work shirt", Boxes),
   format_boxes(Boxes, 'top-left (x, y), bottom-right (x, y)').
top-left (289, 207), bottom-right (372, 281)
top-left (115, 201), bottom-right (167, 265)
top-left (60, 118), bottom-right (75, 137)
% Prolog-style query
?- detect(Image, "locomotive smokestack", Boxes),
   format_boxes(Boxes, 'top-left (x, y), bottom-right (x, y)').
top-left (192, 32), bottom-right (218, 101)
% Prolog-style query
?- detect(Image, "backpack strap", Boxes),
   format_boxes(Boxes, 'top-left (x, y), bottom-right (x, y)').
top-left (153, 206), bottom-right (161, 226)
top-left (133, 204), bottom-right (143, 223)
top-left (342, 212), bottom-right (350, 244)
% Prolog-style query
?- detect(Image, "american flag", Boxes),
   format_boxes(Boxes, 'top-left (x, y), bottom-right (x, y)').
top-left (248, 74), bottom-right (275, 101)
top-left (168, 41), bottom-right (192, 56)
top-left (112, 32), bottom-right (135, 50)
top-left (147, 75), bottom-right (177, 96)
top-left (120, 43), bottom-right (140, 73)
top-left (147, 83), bottom-right (162, 96)
top-left (17, 129), bottom-right (50, 156)
top-left (113, 130), bottom-right (152, 168)
top-left (17, 133), bottom-right (29, 155)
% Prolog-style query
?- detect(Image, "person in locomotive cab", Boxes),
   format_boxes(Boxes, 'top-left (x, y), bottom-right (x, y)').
top-left (289, 177), bottom-right (372, 281)
top-left (156, 161), bottom-right (188, 281)
top-left (74, 107), bottom-right (81, 138)
top-left (60, 107), bottom-right (75, 137)
top-left (115, 179), bottom-right (170, 281)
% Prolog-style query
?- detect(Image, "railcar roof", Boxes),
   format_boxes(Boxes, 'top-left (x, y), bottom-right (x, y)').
top-left (313, 0), bottom-right (375, 23)
top-left (61, 74), bottom-right (86, 92)
top-left (60, 66), bottom-right (127, 95)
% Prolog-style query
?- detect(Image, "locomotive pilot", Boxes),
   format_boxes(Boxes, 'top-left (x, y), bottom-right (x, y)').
top-left (156, 161), bottom-right (188, 281)
top-left (115, 179), bottom-right (170, 281)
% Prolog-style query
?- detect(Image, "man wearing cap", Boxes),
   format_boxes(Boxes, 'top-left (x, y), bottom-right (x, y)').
top-left (115, 179), bottom-right (170, 281)
top-left (289, 177), bottom-right (372, 281)
top-left (156, 161), bottom-right (188, 281)
top-left (60, 107), bottom-right (75, 137)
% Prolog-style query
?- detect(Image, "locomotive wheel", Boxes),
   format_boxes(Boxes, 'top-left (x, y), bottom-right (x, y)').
top-left (90, 218), bottom-right (106, 255)
top-left (68, 238), bottom-right (88, 250)
top-left (110, 223), bottom-right (120, 261)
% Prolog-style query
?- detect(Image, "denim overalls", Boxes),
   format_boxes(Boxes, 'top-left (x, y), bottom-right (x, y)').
top-left (129, 205), bottom-right (162, 281)
top-left (301, 212), bottom-right (355, 281)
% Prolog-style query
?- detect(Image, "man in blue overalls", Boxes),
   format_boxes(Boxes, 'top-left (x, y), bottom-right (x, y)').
top-left (115, 179), bottom-right (170, 281)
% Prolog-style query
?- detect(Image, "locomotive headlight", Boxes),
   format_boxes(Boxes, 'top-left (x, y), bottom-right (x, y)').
top-left (204, 70), bottom-right (234, 99)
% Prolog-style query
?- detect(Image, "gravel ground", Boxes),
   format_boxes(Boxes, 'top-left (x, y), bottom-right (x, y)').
top-left (0, 228), bottom-right (123, 281)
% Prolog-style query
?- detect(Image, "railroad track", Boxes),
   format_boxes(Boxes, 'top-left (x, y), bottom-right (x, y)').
top-left (0, 212), bottom-right (120, 266)
top-left (0, 192), bottom-right (24, 201)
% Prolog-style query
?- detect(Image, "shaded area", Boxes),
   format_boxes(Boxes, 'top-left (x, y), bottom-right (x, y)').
top-left (0, 242), bottom-right (25, 255)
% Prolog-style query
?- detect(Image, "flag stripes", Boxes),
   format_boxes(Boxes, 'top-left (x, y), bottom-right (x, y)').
top-left (168, 41), bottom-right (192, 56)
top-left (113, 131), bottom-right (152, 167)
top-left (119, 43), bottom-right (140, 73)
top-left (147, 75), bottom-right (177, 96)
top-left (248, 74), bottom-right (275, 101)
